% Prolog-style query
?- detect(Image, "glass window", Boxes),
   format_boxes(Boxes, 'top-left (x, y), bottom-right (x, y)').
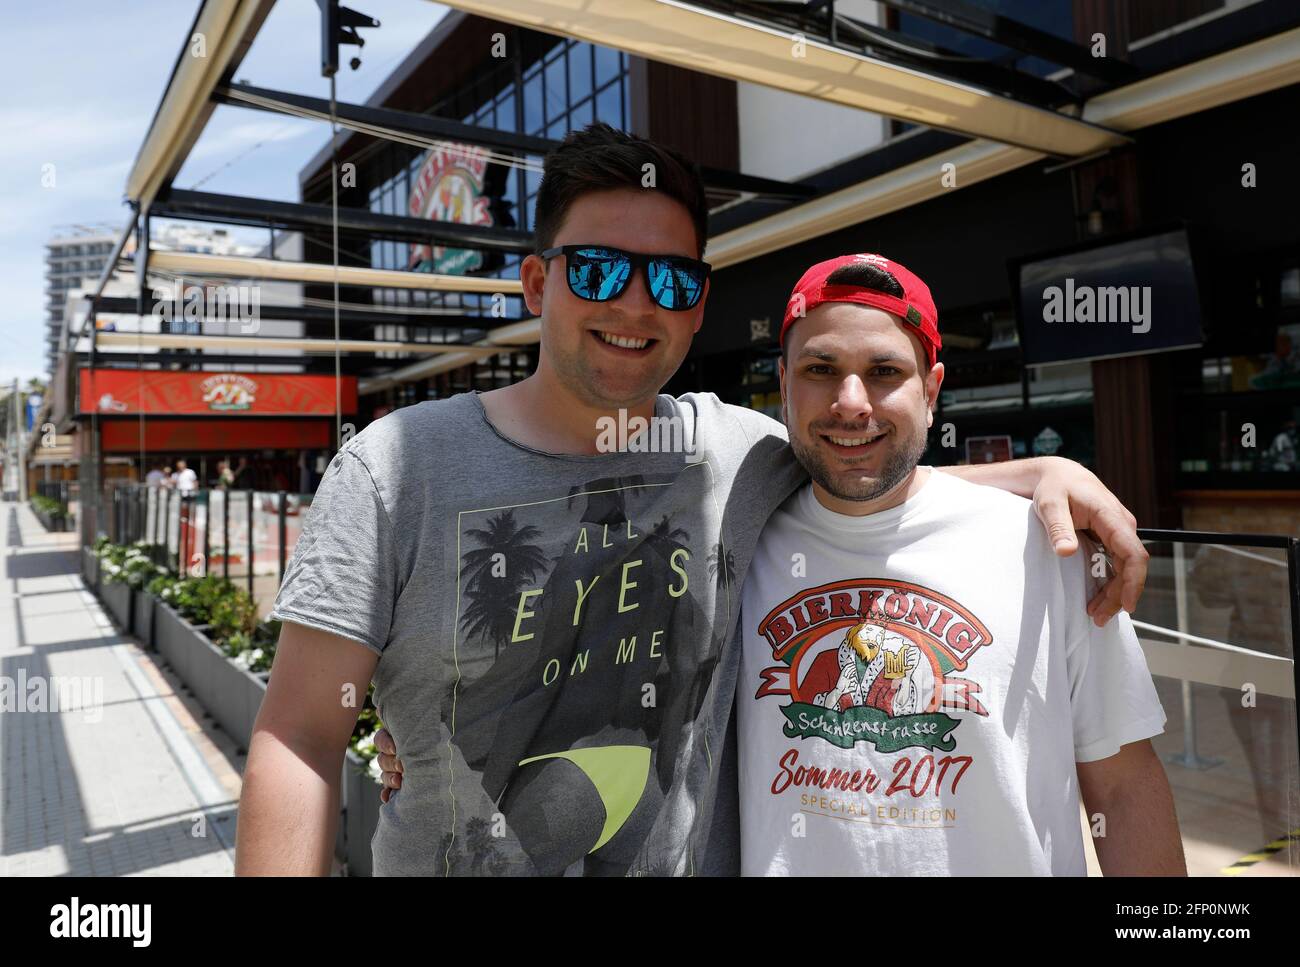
top-left (523, 70), bottom-right (543, 133)
top-left (544, 51), bottom-right (567, 122)
top-left (595, 45), bottom-right (621, 88)
top-left (547, 118), bottom-right (567, 139)
top-left (496, 91), bottom-right (516, 132)
top-left (569, 44), bottom-right (593, 103)
top-left (570, 97), bottom-right (593, 130)
top-left (595, 81), bottom-right (622, 127)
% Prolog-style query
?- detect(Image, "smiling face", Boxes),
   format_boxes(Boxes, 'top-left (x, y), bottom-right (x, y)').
top-left (780, 302), bottom-right (944, 512)
top-left (520, 188), bottom-right (708, 411)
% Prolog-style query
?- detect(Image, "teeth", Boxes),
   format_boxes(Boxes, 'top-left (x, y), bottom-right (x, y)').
top-left (598, 331), bottom-right (650, 350)
top-left (828, 435), bottom-right (881, 447)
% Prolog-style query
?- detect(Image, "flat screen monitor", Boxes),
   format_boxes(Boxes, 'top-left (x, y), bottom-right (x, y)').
top-left (1013, 227), bottom-right (1204, 366)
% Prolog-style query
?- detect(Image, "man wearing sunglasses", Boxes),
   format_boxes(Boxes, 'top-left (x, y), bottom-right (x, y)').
top-left (236, 123), bottom-right (1149, 876)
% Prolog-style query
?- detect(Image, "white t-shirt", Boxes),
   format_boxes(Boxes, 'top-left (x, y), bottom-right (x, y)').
top-left (176, 468), bottom-right (198, 492)
top-left (737, 469), bottom-right (1166, 876)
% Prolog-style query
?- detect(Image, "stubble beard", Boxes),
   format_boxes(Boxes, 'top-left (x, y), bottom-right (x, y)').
top-left (789, 421), bottom-right (930, 503)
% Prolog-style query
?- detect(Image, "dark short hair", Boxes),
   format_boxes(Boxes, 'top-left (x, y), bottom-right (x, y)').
top-left (782, 262), bottom-right (906, 363)
top-left (823, 262), bottom-right (905, 296)
top-left (533, 122), bottom-right (709, 257)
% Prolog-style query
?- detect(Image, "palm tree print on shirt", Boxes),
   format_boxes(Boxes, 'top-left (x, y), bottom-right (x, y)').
top-left (459, 509), bottom-right (550, 658)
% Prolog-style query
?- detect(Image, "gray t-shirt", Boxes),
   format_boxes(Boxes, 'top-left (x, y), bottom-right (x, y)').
top-left (270, 391), bottom-right (803, 875)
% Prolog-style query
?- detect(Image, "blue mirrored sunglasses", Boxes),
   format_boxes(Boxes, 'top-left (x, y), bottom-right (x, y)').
top-left (541, 245), bottom-right (711, 311)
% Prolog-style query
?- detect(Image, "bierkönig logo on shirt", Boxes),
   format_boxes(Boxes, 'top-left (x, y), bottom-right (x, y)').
top-left (754, 580), bottom-right (990, 752)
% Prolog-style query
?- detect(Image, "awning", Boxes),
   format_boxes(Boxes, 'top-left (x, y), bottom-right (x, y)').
top-left (429, 0), bottom-right (1127, 157)
top-left (146, 250), bottom-right (524, 293)
top-left (356, 19), bottom-right (1300, 389)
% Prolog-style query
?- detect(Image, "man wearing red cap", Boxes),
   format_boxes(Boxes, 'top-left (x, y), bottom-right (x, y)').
top-left (736, 253), bottom-right (1185, 875)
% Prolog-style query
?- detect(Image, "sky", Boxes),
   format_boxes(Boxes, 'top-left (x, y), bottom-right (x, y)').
top-left (0, 0), bottom-right (451, 387)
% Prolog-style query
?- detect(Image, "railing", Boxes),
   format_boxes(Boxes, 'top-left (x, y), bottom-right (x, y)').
top-left (102, 484), bottom-right (315, 620)
top-left (1128, 528), bottom-right (1298, 872)
top-left (34, 480), bottom-right (76, 505)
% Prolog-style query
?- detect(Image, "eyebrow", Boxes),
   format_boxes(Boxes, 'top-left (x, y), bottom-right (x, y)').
top-left (796, 348), bottom-right (910, 365)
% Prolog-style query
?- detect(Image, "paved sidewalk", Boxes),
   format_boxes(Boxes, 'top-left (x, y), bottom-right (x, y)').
top-left (1, 500), bottom-right (239, 876)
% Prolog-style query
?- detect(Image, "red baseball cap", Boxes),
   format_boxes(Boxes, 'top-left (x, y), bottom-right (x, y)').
top-left (780, 253), bottom-right (941, 368)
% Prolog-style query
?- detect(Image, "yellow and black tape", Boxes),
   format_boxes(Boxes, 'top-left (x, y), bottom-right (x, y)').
top-left (1221, 827), bottom-right (1300, 876)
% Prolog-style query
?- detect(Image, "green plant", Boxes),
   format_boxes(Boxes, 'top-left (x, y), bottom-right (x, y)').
top-left (30, 494), bottom-right (67, 519)
top-left (208, 587), bottom-right (258, 647)
top-left (147, 571), bottom-right (181, 599)
top-left (349, 685), bottom-right (385, 783)
top-left (168, 574), bottom-right (231, 626)
top-left (92, 539), bottom-right (166, 589)
top-left (228, 619), bottom-right (281, 672)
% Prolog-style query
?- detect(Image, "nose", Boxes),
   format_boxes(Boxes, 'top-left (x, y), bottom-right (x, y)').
top-left (612, 263), bottom-right (659, 318)
top-left (831, 375), bottom-right (873, 422)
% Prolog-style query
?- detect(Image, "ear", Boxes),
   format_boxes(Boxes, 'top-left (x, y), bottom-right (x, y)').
top-left (520, 253), bottom-right (546, 317)
top-left (923, 361), bottom-right (944, 429)
top-left (778, 352), bottom-right (790, 422)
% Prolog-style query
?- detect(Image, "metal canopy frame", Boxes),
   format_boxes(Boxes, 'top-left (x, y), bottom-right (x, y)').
top-left (870, 0), bottom-right (1140, 84)
top-left (717, 0), bottom-right (1092, 106)
top-left (215, 82), bottom-right (817, 203)
top-left (75, 350), bottom-right (396, 373)
top-left (152, 187), bottom-right (535, 253)
top-left (91, 295), bottom-right (523, 332)
top-left (430, 0), bottom-right (1129, 158)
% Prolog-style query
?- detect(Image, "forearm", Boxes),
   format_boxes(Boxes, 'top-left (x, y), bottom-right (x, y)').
top-left (937, 456), bottom-right (1049, 499)
top-left (235, 730), bottom-right (341, 876)
top-left (1083, 773), bottom-right (1186, 876)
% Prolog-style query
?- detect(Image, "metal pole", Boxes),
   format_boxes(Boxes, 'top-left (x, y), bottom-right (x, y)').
top-left (14, 380), bottom-right (27, 503)
top-left (223, 488), bottom-right (230, 581)
top-left (1288, 538), bottom-right (1300, 789)
top-left (1167, 540), bottom-right (1221, 770)
top-left (202, 488), bottom-right (210, 577)
top-left (246, 489), bottom-right (254, 597)
top-left (168, 488), bottom-right (176, 574)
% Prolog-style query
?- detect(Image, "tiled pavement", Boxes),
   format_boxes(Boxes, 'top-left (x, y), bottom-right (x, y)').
top-left (1, 500), bottom-right (240, 876)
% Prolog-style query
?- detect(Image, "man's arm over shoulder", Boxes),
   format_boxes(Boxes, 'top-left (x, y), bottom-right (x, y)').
top-left (235, 622), bottom-right (378, 875)
top-left (943, 455), bottom-right (1148, 624)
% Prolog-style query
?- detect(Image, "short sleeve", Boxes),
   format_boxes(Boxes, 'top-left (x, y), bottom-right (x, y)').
top-left (269, 449), bottom-right (397, 655)
top-left (1065, 554), bottom-right (1167, 762)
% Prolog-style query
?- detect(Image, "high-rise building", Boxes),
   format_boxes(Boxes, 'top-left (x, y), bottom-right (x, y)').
top-left (44, 224), bottom-right (119, 377)
top-left (44, 222), bottom-right (259, 376)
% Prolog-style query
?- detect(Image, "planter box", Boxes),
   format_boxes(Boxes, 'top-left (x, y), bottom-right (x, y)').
top-left (34, 509), bottom-right (68, 532)
top-left (155, 602), bottom-right (209, 698)
top-left (342, 749), bottom-right (382, 877)
top-left (207, 660), bottom-right (268, 752)
top-left (100, 579), bottom-right (134, 634)
top-left (153, 601), bottom-right (269, 751)
top-left (133, 589), bottom-right (156, 651)
top-left (81, 547), bottom-right (99, 593)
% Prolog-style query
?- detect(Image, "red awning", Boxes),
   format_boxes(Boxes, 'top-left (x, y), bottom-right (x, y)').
top-left (79, 368), bottom-right (357, 416)
top-left (95, 418), bottom-right (334, 454)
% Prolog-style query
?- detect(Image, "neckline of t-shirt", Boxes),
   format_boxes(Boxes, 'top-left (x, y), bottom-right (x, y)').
top-left (466, 390), bottom-right (680, 463)
top-left (796, 466), bottom-right (945, 531)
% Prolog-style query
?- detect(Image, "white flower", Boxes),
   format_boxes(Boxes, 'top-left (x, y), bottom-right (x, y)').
top-left (367, 757), bottom-right (382, 783)
top-left (354, 730), bottom-right (377, 758)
